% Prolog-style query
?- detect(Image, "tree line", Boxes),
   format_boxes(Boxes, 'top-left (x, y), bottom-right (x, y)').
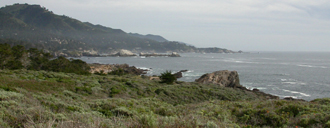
top-left (0, 42), bottom-right (90, 75)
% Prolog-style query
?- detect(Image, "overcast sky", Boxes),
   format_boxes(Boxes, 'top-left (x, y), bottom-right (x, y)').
top-left (1, 0), bottom-right (330, 51)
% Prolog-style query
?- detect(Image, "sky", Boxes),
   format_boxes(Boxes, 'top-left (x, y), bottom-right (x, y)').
top-left (1, 0), bottom-right (330, 51)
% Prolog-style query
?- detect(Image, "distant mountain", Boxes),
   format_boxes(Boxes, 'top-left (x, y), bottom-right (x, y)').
top-left (129, 33), bottom-right (168, 42)
top-left (0, 3), bottom-right (235, 56)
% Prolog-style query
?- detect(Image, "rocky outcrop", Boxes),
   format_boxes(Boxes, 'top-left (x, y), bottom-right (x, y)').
top-left (169, 52), bottom-right (181, 57)
top-left (251, 88), bottom-right (280, 100)
top-left (195, 70), bottom-right (242, 88)
top-left (283, 97), bottom-right (305, 101)
top-left (89, 64), bottom-right (113, 74)
top-left (89, 63), bottom-right (147, 75)
top-left (196, 70), bottom-right (279, 100)
top-left (120, 64), bottom-right (148, 75)
top-left (111, 49), bottom-right (136, 57)
top-left (174, 70), bottom-right (188, 78)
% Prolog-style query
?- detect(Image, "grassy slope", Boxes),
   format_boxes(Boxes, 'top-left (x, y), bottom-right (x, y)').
top-left (0, 69), bottom-right (330, 128)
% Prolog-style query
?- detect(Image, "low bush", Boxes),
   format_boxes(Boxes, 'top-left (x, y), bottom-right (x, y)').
top-left (109, 68), bottom-right (126, 76)
top-left (159, 70), bottom-right (176, 84)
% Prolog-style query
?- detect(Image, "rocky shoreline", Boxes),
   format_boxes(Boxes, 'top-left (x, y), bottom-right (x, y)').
top-left (79, 49), bottom-right (182, 57)
top-left (89, 63), bottom-right (149, 75)
top-left (139, 52), bottom-right (181, 57)
top-left (89, 63), bottom-right (303, 101)
top-left (54, 48), bottom-right (243, 57)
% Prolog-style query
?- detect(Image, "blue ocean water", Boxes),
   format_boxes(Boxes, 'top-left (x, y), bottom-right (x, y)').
top-left (76, 52), bottom-right (330, 101)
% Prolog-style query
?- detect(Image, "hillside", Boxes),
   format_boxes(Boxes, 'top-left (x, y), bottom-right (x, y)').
top-left (129, 33), bottom-right (168, 42)
top-left (0, 4), bottom-right (235, 56)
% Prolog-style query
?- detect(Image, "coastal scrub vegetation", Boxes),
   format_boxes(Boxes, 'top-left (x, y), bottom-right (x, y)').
top-left (0, 69), bottom-right (330, 127)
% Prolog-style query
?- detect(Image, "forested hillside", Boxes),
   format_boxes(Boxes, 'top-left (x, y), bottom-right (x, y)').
top-left (0, 4), bottom-right (235, 56)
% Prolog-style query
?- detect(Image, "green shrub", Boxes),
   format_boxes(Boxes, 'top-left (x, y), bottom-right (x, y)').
top-left (278, 104), bottom-right (307, 117)
top-left (298, 113), bottom-right (330, 127)
top-left (109, 87), bottom-right (121, 97)
top-left (159, 70), bottom-right (176, 84)
top-left (43, 57), bottom-right (91, 75)
top-left (137, 113), bottom-right (158, 128)
top-left (109, 68), bottom-right (126, 76)
top-left (311, 98), bottom-right (330, 105)
top-left (0, 89), bottom-right (23, 101)
top-left (112, 107), bottom-right (134, 117)
top-left (155, 107), bottom-right (174, 116)
top-left (75, 86), bottom-right (92, 95)
top-left (66, 106), bottom-right (80, 112)
top-left (206, 121), bottom-right (218, 128)
top-left (0, 86), bottom-right (15, 92)
top-left (94, 70), bottom-right (107, 76)
top-left (5, 60), bottom-right (23, 70)
top-left (236, 108), bottom-right (288, 127)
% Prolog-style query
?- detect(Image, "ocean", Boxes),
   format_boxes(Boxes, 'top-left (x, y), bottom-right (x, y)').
top-left (75, 52), bottom-right (330, 101)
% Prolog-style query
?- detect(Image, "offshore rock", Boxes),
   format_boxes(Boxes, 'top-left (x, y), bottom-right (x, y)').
top-left (195, 70), bottom-right (242, 88)
top-left (169, 52), bottom-right (181, 57)
top-left (174, 70), bottom-right (188, 78)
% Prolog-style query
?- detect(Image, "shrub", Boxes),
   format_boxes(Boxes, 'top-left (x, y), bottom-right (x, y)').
top-left (94, 70), bottom-right (107, 76)
top-left (43, 57), bottom-right (90, 75)
top-left (5, 60), bottom-right (23, 70)
top-left (159, 70), bottom-right (176, 84)
top-left (75, 86), bottom-right (92, 95)
top-left (109, 68), bottom-right (126, 76)
top-left (311, 98), bottom-right (330, 105)
top-left (109, 87), bottom-right (121, 97)
top-left (206, 121), bottom-right (218, 128)
top-left (278, 104), bottom-right (307, 117)
top-left (137, 113), bottom-right (158, 128)
top-left (112, 107), bottom-right (134, 117)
